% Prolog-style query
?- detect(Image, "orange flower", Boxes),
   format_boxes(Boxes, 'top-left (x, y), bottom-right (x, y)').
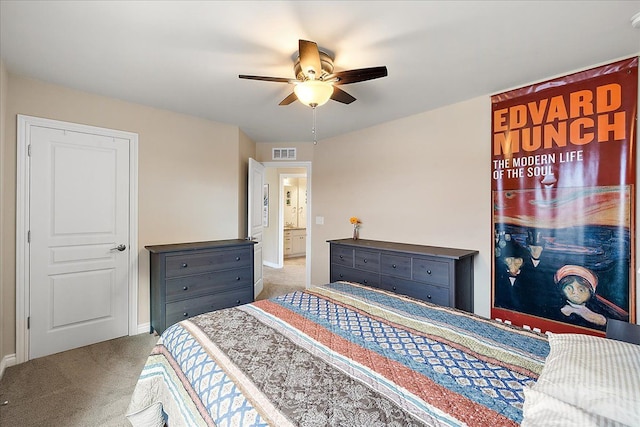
top-left (350, 217), bottom-right (361, 225)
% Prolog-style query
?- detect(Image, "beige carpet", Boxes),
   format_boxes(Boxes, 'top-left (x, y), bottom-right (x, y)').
top-left (0, 333), bottom-right (158, 427)
top-left (257, 256), bottom-right (307, 300)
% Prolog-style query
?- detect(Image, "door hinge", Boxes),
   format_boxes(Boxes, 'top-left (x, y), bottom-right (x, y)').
top-left (27, 230), bottom-right (31, 243)
top-left (27, 144), bottom-right (31, 156)
top-left (27, 316), bottom-right (30, 329)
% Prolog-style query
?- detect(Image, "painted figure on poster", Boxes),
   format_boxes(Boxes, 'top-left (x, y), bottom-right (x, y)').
top-left (495, 228), bottom-right (556, 318)
top-left (494, 236), bottom-right (522, 311)
top-left (554, 265), bottom-right (607, 326)
top-left (526, 229), bottom-right (546, 268)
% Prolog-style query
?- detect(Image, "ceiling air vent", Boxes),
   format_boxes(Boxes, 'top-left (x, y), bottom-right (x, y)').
top-left (272, 148), bottom-right (297, 160)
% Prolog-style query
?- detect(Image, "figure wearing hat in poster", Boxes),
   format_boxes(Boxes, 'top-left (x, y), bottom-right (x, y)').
top-left (526, 229), bottom-right (547, 268)
top-left (554, 265), bottom-right (607, 326)
top-left (495, 230), bottom-right (555, 316)
top-left (494, 236), bottom-right (530, 312)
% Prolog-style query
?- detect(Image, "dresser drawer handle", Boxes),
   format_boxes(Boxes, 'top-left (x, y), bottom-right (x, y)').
top-left (183, 286), bottom-right (188, 291)
top-left (392, 264), bottom-right (397, 268)
top-left (183, 312), bottom-right (189, 317)
top-left (392, 286), bottom-right (397, 291)
top-left (363, 279), bottom-right (368, 284)
top-left (181, 263), bottom-right (188, 268)
top-left (339, 274), bottom-right (344, 278)
top-left (236, 276), bottom-right (241, 281)
top-left (339, 255), bottom-right (344, 259)
top-left (427, 270), bottom-right (432, 275)
top-left (236, 300), bottom-right (241, 304)
top-left (427, 295), bottom-right (432, 299)
top-left (235, 256), bottom-right (240, 261)
top-left (363, 259), bottom-right (367, 263)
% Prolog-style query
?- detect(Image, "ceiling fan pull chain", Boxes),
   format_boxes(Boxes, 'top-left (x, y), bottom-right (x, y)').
top-left (312, 106), bottom-right (318, 145)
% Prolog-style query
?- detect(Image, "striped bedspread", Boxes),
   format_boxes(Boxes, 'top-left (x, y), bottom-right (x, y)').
top-left (127, 282), bottom-right (550, 426)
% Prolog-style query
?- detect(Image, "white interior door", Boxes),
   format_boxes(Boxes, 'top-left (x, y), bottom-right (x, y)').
top-left (248, 158), bottom-right (265, 298)
top-left (29, 125), bottom-right (130, 359)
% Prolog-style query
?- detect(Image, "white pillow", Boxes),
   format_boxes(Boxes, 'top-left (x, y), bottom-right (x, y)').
top-left (522, 388), bottom-right (626, 427)
top-left (530, 332), bottom-right (640, 426)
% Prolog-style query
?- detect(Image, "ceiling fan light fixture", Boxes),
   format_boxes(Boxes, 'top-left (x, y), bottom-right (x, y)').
top-left (294, 80), bottom-right (333, 107)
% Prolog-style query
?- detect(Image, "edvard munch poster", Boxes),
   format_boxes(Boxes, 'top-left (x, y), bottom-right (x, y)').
top-left (491, 57), bottom-right (638, 335)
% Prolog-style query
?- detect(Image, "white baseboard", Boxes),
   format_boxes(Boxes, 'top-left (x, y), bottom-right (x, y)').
top-left (136, 322), bottom-right (151, 335)
top-left (264, 260), bottom-right (282, 269)
top-left (0, 353), bottom-right (17, 380)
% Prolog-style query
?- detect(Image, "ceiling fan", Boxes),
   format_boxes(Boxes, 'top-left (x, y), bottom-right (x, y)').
top-left (239, 39), bottom-right (388, 108)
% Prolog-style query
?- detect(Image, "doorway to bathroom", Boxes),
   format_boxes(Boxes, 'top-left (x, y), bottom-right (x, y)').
top-left (259, 162), bottom-right (310, 299)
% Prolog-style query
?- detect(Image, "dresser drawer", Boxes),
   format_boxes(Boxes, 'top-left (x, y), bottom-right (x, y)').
top-left (331, 264), bottom-right (380, 287)
top-left (380, 254), bottom-right (411, 279)
top-left (380, 276), bottom-right (449, 306)
top-left (412, 258), bottom-right (449, 286)
top-left (165, 268), bottom-right (252, 302)
top-left (166, 248), bottom-right (251, 278)
top-left (354, 250), bottom-right (380, 273)
top-left (165, 287), bottom-right (253, 327)
top-left (331, 246), bottom-right (354, 267)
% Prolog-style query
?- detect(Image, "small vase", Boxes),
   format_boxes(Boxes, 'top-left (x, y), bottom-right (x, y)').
top-left (352, 227), bottom-right (359, 240)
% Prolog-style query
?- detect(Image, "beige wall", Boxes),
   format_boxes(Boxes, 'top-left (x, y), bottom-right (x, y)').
top-left (253, 100), bottom-right (492, 316)
top-left (238, 130), bottom-right (256, 238)
top-left (0, 60), bottom-right (7, 366)
top-left (310, 97), bottom-right (492, 315)
top-left (1, 74), bottom-right (254, 362)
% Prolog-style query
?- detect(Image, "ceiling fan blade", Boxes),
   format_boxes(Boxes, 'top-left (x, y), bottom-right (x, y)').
top-left (239, 74), bottom-right (291, 83)
top-left (330, 87), bottom-right (356, 104)
top-left (279, 92), bottom-right (298, 106)
top-left (330, 66), bottom-right (388, 85)
top-left (299, 40), bottom-right (322, 79)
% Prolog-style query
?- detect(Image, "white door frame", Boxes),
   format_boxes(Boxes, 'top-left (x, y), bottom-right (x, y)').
top-left (263, 161), bottom-right (312, 289)
top-left (15, 115), bottom-right (139, 363)
top-left (248, 158), bottom-right (265, 298)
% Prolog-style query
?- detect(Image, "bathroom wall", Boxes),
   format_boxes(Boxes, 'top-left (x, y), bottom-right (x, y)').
top-left (284, 177), bottom-right (307, 228)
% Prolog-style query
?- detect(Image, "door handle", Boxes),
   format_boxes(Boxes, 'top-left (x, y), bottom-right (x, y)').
top-left (110, 244), bottom-right (126, 252)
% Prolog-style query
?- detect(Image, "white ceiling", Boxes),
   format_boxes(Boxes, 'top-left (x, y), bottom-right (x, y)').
top-left (1, 1), bottom-right (639, 143)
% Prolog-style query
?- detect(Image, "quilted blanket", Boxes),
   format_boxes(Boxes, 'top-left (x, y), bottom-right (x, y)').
top-left (127, 282), bottom-right (550, 426)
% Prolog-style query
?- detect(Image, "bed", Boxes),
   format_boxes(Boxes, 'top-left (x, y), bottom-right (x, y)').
top-left (126, 281), bottom-right (640, 427)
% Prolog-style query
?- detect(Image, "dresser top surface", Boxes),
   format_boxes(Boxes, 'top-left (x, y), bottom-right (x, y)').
top-left (146, 239), bottom-right (255, 254)
top-left (327, 238), bottom-right (478, 260)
